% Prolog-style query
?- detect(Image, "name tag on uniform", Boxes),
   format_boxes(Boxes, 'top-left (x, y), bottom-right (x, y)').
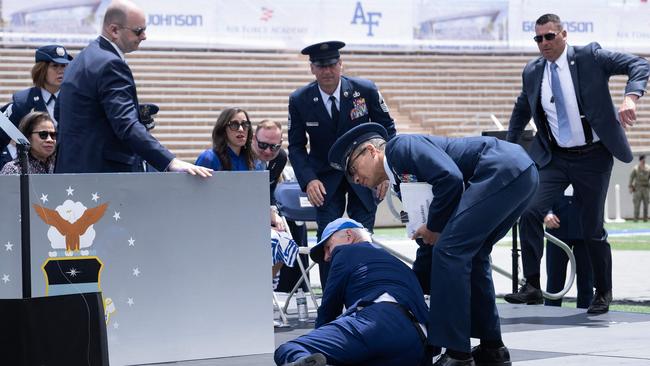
top-left (306, 121), bottom-right (319, 127)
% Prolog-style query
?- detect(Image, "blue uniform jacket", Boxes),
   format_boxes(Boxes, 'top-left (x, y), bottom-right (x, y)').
top-left (316, 242), bottom-right (428, 328)
top-left (55, 37), bottom-right (174, 173)
top-left (507, 42), bottom-right (649, 167)
top-left (288, 76), bottom-right (396, 211)
top-left (385, 135), bottom-right (535, 233)
top-left (0, 87), bottom-right (48, 151)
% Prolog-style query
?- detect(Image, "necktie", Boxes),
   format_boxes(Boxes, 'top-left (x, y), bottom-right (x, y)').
top-left (329, 95), bottom-right (339, 122)
top-left (47, 94), bottom-right (56, 106)
top-left (550, 62), bottom-right (571, 145)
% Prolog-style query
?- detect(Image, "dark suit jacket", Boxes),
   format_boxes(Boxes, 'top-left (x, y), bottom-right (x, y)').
top-left (547, 194), bottom-right (583, 241)
top-left (385, 135), bottom-right (534, 233)
top-left (55, 37), bottom-right (174, 173)
top-left (288, 75), bottom-right (396, 211)
top-left (268, 148), bottom-right (287, 205)
top-left (316, 242), bottom-right (428, 328)
top-left (507, 42), bottom-right (649, 167)
top-left (0, 87), bottom-right (49, 151)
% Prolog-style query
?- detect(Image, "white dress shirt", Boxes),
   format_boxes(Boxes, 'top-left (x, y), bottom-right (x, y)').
top-left (540, 45), bottom-right (599, 147)
top-left (319, 81), bottom-right (342, 119)
top-left (40, 88), bottom-right (59, 127)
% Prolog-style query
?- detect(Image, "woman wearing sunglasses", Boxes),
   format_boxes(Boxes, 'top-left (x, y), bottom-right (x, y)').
top-left (195, 107), bottom-right (264, 171)
top-left (1, 112), bottom-right (56, 174)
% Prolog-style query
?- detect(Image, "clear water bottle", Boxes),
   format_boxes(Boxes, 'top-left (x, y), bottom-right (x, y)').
top-left (296, 288), bottom-right (308, 322)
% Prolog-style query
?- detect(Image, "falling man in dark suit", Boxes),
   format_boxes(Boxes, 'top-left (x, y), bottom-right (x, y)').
top-left (55, 0), bottom-right (211, 176)
top-left (504, 13), bottom-right (650, 314)
top-left (274, 218), bottom-right (429, 366)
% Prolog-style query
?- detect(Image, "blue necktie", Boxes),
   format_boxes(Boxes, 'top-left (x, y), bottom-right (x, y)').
top-left (550, 62), bottom-right (571, 145)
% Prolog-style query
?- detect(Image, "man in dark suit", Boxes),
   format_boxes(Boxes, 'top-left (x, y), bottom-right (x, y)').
top-left (288, 40), bottom-right (396, 287)
top-left (252, 119), bottom-right (308, 292)
top-left (544, 189), bottom-right (593, 309)
top-left (504, 13), bottom-right (649, 314)
top-left (274, 218), bottom-right (429, 366)
top-left (329, 123), bottom-right (538, 366)
top-left (55, 0), bottom-right (210, 176)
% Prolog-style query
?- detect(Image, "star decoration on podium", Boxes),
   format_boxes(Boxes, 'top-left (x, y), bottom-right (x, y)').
top-left (1, 274), bottom-right (9, 283)
top-left (4, 242), bottom-right (12, 251)
top-left (66, 186), bottom-right (74, 196)
top-left (40, 193), bottom-right (48, 203)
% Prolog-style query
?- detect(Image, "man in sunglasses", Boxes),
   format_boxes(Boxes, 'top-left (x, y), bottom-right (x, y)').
top-left (252, 119), bottom-right (310, 292)
top-left (505, 13), bottom-right (649, 314)
top-left (55, 0), bottom-right (211, 177)
top-left (288, 40), bottom-right (396, 289)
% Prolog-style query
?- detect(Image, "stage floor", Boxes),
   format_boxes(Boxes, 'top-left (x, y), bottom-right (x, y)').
top-left (139, 303), bottom-right (650, 365)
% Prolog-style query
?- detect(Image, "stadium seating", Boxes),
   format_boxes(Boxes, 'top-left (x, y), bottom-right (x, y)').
top-left (1, 45), bottom-right (648, 161)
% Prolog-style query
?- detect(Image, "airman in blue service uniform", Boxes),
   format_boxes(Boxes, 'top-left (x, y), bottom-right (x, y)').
top-left (329, 123), bottom-right (539, 366)
top-left (274, 218), bottom-right (429, 366)
top-left (288, 40), bottom-right (396, 288)
top-left (0, 45), bottom-right (72, 151)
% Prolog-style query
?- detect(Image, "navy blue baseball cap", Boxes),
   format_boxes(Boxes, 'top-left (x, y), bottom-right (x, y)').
top-left (328, 123), bottom-right (388, 180)
top-left (310, 218), bottom-right (364, 263)
top-left (301, 41), bottom-right (345, 66)
top-left (35, 45), bottom-right (72, 64)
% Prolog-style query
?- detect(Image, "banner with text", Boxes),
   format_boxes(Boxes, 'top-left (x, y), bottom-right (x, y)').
top-left (1, 0), bottom-right (649, 52)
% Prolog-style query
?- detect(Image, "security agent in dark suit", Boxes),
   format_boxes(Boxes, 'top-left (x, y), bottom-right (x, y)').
top-left (54, 0), bottom-right (211, 177)
top-left (329, 123), bottom-right (538, 366)
top-left (504, 13), bottom-right (649, 314)
top-left (288, 40), bottom-right (396, 288)
top-left (274, 218), bottom-right (429, 366)
top-left (0, 44), bottom-right (72, 151)
top-left (544, 188), bottom-right (593, 309)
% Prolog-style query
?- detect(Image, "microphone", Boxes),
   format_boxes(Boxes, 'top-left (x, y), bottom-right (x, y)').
top-left (550, 96), bottom-right (555, 103)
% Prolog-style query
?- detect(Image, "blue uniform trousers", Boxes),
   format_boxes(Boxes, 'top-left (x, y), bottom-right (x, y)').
top-left (316, 179), bottom-right (376, 289)
top-left (425, 166), bottom-right (538, 352)
top-left (545, 239), bottom-right (594, 308)
top-left (274, 302), bottom-right (426, 366)
top-left (519, 145), bottom-right (613, 291)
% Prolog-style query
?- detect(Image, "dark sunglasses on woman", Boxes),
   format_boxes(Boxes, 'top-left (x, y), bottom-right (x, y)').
top-left (33, 131), bottom-right (57, 140)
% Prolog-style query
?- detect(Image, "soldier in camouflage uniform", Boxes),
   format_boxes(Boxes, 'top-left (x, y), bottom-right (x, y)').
top-left (629, 155), bottom-right (650, 222)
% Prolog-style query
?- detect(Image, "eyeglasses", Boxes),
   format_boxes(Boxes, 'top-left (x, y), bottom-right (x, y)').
top-left (118, 25), bottom-right (146, 37)
top-left (257, 140), bottom-right (282, 152)
top-left (32, 131), bottom-right (57, 140)
top-left (533, 31), bottom-right (560, 43)
top-left (227, 120), bottom-right (252, 131)
top-left (346, 148), bottom-right (367, 179)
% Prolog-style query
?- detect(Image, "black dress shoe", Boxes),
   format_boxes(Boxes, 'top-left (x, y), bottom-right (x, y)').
top-left (504, 284), bottom-right (543, 305)
top-left (587, 290), bottom-right (612, 314)
top-left (284, 353), bottom-right (326, 366)
top-left (432, 354), bottom-right (476, 366)
top-left (471, 345), bottom-right (512, 366)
